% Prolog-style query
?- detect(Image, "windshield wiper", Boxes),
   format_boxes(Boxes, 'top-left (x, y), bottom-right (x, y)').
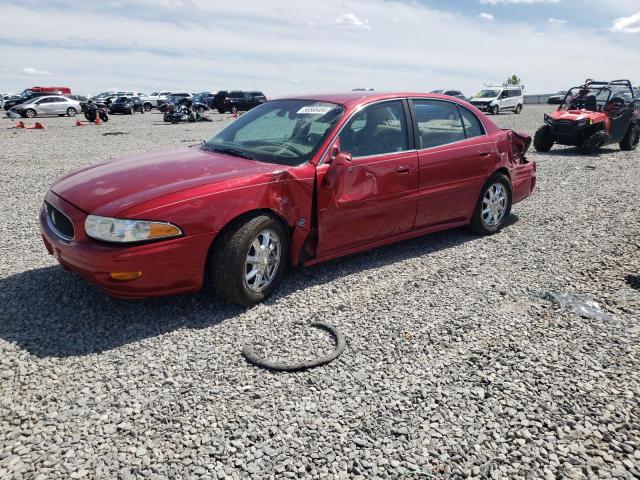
top-left (203, 145), bottom-right (256, 160)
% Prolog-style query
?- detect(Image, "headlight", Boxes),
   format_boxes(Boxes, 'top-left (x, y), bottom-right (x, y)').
top-left (84, 215), bottom-right (182, 243)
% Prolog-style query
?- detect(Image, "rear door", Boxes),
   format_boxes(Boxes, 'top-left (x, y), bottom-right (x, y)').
top-left (316, 99), bottom-right (418, 256)
top-left (412, 99), bottom-right (498, 227)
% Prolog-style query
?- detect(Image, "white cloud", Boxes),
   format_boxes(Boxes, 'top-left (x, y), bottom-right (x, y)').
top-left (21, 67), bottom-right (52, 76)
top-left (480, 0), bottom-right (559, 4)
top-left (612, 12), bottom-right (640, 33)
top-left (479, 13), bottom-right (494, 21)
top-left (336, 13), bottom-right (371, 29)
top-left (548, 18), bottom-right (567, 24)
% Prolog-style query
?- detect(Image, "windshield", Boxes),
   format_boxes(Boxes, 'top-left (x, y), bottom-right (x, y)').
top-left (475, 90), bottom-right (500, 98)
top-left (202, 99), bottom-right (344, 166)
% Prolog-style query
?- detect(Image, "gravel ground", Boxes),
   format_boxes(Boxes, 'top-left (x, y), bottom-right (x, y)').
top-left (1, 105), bottom-right (639, 479)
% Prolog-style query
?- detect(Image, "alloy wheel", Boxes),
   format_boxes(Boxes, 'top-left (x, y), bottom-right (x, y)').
top-left (244, 229), bottom-right (281, 293)
top-left (481, 183), bottom-right (507, 227)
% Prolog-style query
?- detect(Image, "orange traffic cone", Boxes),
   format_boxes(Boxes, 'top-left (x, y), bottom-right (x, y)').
top-left (25, 122), bottom-right (45, 129)
top-left (14, 121), bottom-right (25, 129)
top-left (95, 116), bottom-right (101, 125)
top-left (75, 120), bottom-right (83, 127)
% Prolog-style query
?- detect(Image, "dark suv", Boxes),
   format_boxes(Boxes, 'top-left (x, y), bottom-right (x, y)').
top-left (109, 96), bottom-right (145, 115)
top-left (4, 91), bottom-right (62, 110)
top-left (214, 91), bottom-right (267, 114)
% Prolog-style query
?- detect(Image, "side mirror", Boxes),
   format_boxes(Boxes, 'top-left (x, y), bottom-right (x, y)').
top-left (324, 150), bottom-right (352, 189)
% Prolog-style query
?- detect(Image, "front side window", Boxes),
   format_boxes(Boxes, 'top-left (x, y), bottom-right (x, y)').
top-left (339, 101), bottom-right (408, 158)
top-left (203, 99), bottom-right (344, 166)
top-left (413, 100), bottom-right (465, 148)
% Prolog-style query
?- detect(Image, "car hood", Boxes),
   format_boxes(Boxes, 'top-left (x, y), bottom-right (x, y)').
top-left (51, 148), bottom-right (288, 217)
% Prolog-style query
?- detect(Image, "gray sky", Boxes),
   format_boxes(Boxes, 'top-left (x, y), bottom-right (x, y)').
top-left (1, 0), bottom-right (639, 96)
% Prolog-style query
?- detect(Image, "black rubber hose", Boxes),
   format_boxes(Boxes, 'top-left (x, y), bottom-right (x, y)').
top-left (242, 322), bottom-right (346, 372)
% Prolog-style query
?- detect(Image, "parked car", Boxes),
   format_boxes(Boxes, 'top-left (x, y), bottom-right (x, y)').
top-left (40, 92), bottom-right (535, 306)
top-left (214, 91), bottom-right (267, 114)
top-left (534, 79), bottom-right (639, 154)
top-left (9, 95), bottom-right (81, 118)
top-left (470, 85), bottom-right (524, 115)
top-left (194, 92), bottom-right (216, 109)
top-left (1, 94), bottom-right (19, 109)
top-left (140, 91), bottom-right (171, 111)
top-left (430, 90), bottom-right (468, 101)
top-left (67, 95), bottom-right (89, 111)
top-left (547, 91), bottom-right (568, 104)
top-left (109, 96), bottom-right (145, 115)
top-left (158, 92), bottom-right (191, 111)
top-left (4, 91), bottom-right (64, 110)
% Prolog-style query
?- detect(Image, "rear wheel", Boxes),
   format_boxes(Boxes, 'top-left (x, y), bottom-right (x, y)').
top-left (620, 123), bottom-right (639, 151)
top-left (514, 104), bottom-right (522, 114)
top-left (470, 174), bottom-right (512, 235)
top-left (143, 103), bottom-right (152, 112)
top-left (25, 109), bottom-right (36, 118)
top-left (231, 105), bottom-right (238, 114)
top-left (66, 107), bottom-right (77, 117)
top-left (533, 125), bottom-right (554, 152)
top-left (210, 214), bottom-right (288, 306)
top-left (578, 130), bottom-right (608, 154)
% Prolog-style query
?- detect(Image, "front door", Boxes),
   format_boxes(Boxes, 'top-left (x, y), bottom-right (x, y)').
top-left (316, 99), bottom-right (418, 256)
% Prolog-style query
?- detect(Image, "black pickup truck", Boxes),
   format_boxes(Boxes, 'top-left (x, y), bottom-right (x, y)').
top-left (214, 91), bottom-right (267, 114)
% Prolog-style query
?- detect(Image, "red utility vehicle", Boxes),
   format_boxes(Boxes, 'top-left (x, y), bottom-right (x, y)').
top-left (534, 79), bottom-right (640, 154)
top-left (41, 92), bottom-right (536, 305)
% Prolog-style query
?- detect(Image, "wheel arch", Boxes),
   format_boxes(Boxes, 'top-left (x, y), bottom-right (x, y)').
top-left (203, 208), bottom-right (292, 289)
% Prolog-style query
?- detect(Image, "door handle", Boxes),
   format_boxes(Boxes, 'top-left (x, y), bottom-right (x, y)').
top-left (478, 152), bottom-right (491, 157)
top-left (396, 165), bottom-right (411, 174)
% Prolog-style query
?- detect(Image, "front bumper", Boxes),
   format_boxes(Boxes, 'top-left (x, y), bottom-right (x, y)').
top-left (40, 191), bottom-right (216, 299)
top-left (471, 102), bottom-right (492, 112)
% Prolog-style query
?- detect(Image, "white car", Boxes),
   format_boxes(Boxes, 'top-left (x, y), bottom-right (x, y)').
top-left (470, 85), bottom-right (524, 115)
top-left (8, 95), bottom-right (82, 118)
top-left (140, 91), bottom-right (171, 111)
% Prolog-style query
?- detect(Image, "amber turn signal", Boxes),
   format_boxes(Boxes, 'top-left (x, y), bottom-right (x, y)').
top-left (148, 223), bottom-right (181, 239)
top-left (110, 271), bottom-right (143, 281)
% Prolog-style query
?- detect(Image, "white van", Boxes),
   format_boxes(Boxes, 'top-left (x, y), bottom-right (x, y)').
top-left (470, 85), bottom-right (524, 115)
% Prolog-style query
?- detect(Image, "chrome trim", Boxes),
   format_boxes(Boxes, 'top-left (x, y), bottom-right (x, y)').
top-left (44, 202), bottom-right (74, 241)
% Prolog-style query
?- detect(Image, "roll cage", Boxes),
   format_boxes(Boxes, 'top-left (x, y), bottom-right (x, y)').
top-left (561, 79), bottom-right (635, 112)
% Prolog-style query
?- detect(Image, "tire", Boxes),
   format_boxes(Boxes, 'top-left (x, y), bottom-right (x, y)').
top-left (66, 107), bottom-right (77, 117)
top-left (99, 112), bottom-right (109, 122)
top-left (210, 214), bottom-right (288, 306)
top-left (490, 105), bottom-right (499, 115)
top-left (128, 107), bottom-right (133, 115)
top-left (620, 123), bottom-right (640, 151)
top-left (163, 113), bottom-right (171, 122)
top-left (469, 174), bottom-right (512, 235)
top-left (231, 105), bottom-right (238, 114)
top-left (533, 125), bottom-right (554, 152)
top-left (197, 106), bottom-right (205, 114)
top-left (514, 104), bottom-right (522, 114)
top-left (143, 103), bottom-right (152, 112)
top-left (25, 109), bottom-right (36, 118)
top-left (578, 130), bottom-right (608, 154)
top-left (217, 108), bottom-right (225, 114)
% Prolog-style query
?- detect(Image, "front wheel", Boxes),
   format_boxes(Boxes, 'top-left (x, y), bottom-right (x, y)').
top-left (491, 105), bottom-right (499, 115)
top-left (469, 174), bottom-right (512, 235)
top-left (210, 214), bottom-right (288, 306)
top-left (514, 104), bottom-right (522, 114)
top-left (620, 123), bottom-right (639, 151)
top-left (578, 130), bottom-right (608, 154)
top-left (25, 109), bottom-right (36, 118)
top-left (163, 113), bottom-right (171, 122)
top-left (143, 103), bottom-right (152, 112)
top-left (533, 125), bottom-right (554, 152)
top-left (66, 107), bottom-right (77, 117)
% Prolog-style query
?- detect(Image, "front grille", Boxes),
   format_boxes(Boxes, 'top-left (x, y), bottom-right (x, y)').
top-left (45, 201), bottom-right (74, 240)
top-left (551, 121), bottom-right (575, 134)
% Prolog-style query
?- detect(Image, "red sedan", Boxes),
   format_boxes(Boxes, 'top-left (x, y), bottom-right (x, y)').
top-left (40, 92), bottom-right (536, 305)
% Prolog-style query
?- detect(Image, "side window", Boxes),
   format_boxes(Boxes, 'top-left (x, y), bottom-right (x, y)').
top-left (339, 100), bottom-right (408, 158)
top-left (412, 100), bottom-right (465, 148)
top-left (458, 106), bottom-right (484, 139)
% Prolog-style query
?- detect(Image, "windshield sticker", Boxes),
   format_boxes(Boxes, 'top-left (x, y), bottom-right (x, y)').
top-left (297, 105), bottom-right (335, 115)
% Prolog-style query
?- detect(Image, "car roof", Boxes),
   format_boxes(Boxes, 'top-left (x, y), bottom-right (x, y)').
top-left (275, 92), bottom-right (468, 108)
